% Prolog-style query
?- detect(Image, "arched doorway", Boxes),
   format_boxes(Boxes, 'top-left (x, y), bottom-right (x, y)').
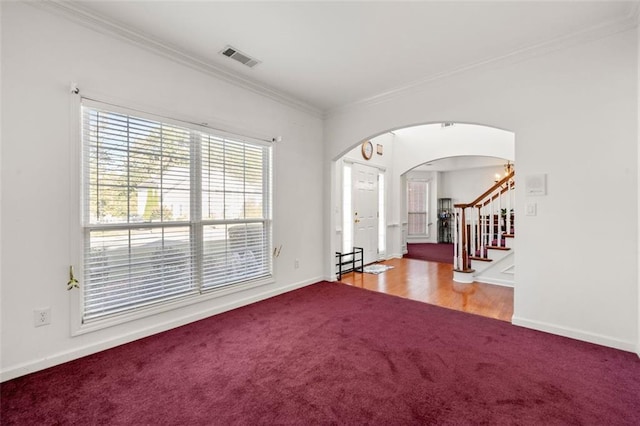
top-left (333, 122), bottom-right (515, 272)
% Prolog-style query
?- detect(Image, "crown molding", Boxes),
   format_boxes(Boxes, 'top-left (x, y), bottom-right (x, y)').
top-left (31, 0), bottom-right (323, 118)
top-left (28, 1), bottom-right (640, 120)
top-left (327, 6), bottom-right (640, 118)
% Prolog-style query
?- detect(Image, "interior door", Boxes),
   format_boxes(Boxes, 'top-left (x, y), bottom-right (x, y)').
top-left (352, 163), bottom-right (379, 265)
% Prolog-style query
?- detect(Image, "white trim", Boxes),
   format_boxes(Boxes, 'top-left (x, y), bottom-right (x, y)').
top-left (29, 1), bottom-right (638, 118)
top-left (3, 277), bottom-right (322, 382)
top-left (74, 97), bottom-right (275, 333)
top-left (500, 264), bottom-right (515, 274)
top-left (512, 316), bottom-right (637, 353)
top-left (73, 277), bottom-right (275, 336)
top-left (69, 92), bottom-right (83, 336)
top-left (453, 270), bottom-right (475, 284)
top-left (472, 277), bottom-right (514, 288)
top-left (31, 1), bottom-right (322, 118)
top-left (327, 9), bottom-right (639, 117)
top-left (343, 157), bottom-right (386, 172)
top-left (406, 178), bottom-right (431, 238)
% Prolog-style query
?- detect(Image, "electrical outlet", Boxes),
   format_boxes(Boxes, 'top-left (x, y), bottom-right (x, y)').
top-left (34, 308), bottom-right (51, 327)
top-left (294, 259), bottom-right (300, 269)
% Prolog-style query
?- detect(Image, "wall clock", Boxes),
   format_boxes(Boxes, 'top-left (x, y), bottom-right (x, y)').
top-left (361, 140), bottom-right (373, 160)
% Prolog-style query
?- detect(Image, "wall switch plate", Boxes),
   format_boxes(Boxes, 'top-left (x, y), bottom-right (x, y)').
top-left (526, 202), bottom-right (537, 216)
top-left (525, 174), bottom-right (547, 196)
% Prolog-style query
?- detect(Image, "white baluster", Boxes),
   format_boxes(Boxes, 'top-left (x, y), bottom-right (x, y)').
top-left (489, 197), bottom-right (496, 245)
top-left (497, 187), bottom-right (501, 247)
top-left (479, 205), bottom-right (485, 258)
top-left (453, 209), bottom-right (459, 269)
top-left (505, 180), bottom-right (511, 241)
top-left (466, 208), bottom-right (471, 260)
top-left (477, 206), bottom-right (482, 258)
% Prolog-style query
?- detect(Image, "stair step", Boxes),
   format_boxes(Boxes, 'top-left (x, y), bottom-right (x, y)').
top-left (469, 256), bottom-right (492, 262)
top-left (486, 246), bottom-right (511, 251)
top-left (503, 233), bottom-right (515, 238)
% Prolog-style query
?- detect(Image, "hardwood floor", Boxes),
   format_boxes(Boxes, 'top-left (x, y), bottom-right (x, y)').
top-left (338, 257), bottom-right (514, 322)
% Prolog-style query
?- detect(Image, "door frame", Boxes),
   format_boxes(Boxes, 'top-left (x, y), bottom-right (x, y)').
top-left (342, 159), bottom-right (386, 265)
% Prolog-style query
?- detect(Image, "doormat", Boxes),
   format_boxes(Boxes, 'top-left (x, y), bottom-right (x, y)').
top-left (363, 264), bottom-right (394, 274)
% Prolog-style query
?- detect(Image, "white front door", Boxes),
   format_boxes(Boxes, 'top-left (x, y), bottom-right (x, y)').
top-left (352, 163), bottom-right (379, 265)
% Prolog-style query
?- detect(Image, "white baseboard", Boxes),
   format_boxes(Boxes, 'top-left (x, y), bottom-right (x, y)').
top-left (512, 315), bottom-right (637, 353)
top-left (473, 276), bottom-right (515, 288)
top-left (1, 277), bottom-right (322, 382)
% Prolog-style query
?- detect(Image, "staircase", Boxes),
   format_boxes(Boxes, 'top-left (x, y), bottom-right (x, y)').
top-left (452, 170), bottom-right (515, 286)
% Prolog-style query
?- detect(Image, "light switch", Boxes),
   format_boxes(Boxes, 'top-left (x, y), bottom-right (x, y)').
top-left (526, 202), bottom-right (537, 216)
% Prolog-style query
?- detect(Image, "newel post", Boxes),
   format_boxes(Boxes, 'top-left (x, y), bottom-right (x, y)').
top-left (457, 205), bottom-right (470, 271)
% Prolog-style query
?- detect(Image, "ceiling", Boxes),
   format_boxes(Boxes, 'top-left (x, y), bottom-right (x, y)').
top-left (63, 1), bottom-right (637, 113)
top-left (412, 156), bottom-right (507, 172)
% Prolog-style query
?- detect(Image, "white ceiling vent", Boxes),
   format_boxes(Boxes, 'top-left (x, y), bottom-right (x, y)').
top-left (220, 46), bottom-right (260, 68)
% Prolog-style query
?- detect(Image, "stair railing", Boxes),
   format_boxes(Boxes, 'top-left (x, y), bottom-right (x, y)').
top-left (453, 170), bottom-right (515, 272)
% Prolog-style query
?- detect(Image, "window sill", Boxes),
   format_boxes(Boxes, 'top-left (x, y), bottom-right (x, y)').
top-left (71, 275), bottom-right (274, 337)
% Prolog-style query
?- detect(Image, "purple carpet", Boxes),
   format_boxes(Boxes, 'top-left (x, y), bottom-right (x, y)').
top-left (2, 282), bottom-right (639, 425)
top-left (405, 242), bottom-right (454, 264)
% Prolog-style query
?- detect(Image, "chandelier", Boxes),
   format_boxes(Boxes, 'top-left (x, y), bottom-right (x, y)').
top-left (494, 161), bottom-right (515, 185)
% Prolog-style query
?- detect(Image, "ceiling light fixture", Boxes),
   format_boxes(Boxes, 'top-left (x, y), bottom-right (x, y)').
top-left (495, 161), bottom-right (515, 185)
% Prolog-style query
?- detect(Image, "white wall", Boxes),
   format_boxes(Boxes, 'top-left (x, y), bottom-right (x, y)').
top-left (325, 28), bottom-right (639, 351)
top-left (335, 134), bottom-right (396, 259)
top-left (391, 124), bottom-right (514, 174)
top-left (0, 3), bottom-right (324, 380)
top-left (439, 166), bottom-right (506, 206)
top-left (389, 124), bottom-right (513, 249)
top-left (0, 1), bottom-right (3, 373)
top-left (342, 134), bottom-right (395, 168)
top-left (402, 165), bottom-right (507, 245)
top-left (338, 125), bottom-right (514, 256)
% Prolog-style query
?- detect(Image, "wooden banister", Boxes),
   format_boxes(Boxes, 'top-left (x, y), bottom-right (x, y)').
top-left (478, 182), bottom-right (514, 208)
top-left (452, 169), bottom-right (515, 275)
top-left (454, 171), bottom-right (514, 209)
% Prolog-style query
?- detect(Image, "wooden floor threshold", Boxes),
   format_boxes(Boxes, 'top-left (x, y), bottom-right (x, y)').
top-left (339, 258), bottom-right (514, 322)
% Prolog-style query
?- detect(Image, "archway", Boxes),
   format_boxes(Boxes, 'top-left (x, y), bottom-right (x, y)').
top-left (332, 122), bottom-right (515, 277)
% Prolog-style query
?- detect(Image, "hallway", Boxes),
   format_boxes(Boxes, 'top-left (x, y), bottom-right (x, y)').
top-left (338, 258), bottom-right (514, 322)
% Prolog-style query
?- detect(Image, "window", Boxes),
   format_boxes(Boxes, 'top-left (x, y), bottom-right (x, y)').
top-left (82, 100), bottom-right (272, 323)
top-left (342, 163), bottom-right (353, 253)
top-left (378, 172), bottom-right (386, 254)
top-left (407, 180), bottom-right (429, 236)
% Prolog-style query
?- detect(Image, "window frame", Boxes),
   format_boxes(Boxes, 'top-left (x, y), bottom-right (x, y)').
top-left (378, 171), bottom-right (386, 256)
top-left (407, 179), bottom-right (430, 237)
top-left (71, 97), bottom-right (275, 335)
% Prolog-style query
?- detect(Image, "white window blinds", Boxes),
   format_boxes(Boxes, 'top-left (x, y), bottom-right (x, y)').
top-left (82, 100), bottom-right (272, 322)
top-left (407, 180), bottom-right (428, 236)
top-left (200, 135), bottom-right (272, 289)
